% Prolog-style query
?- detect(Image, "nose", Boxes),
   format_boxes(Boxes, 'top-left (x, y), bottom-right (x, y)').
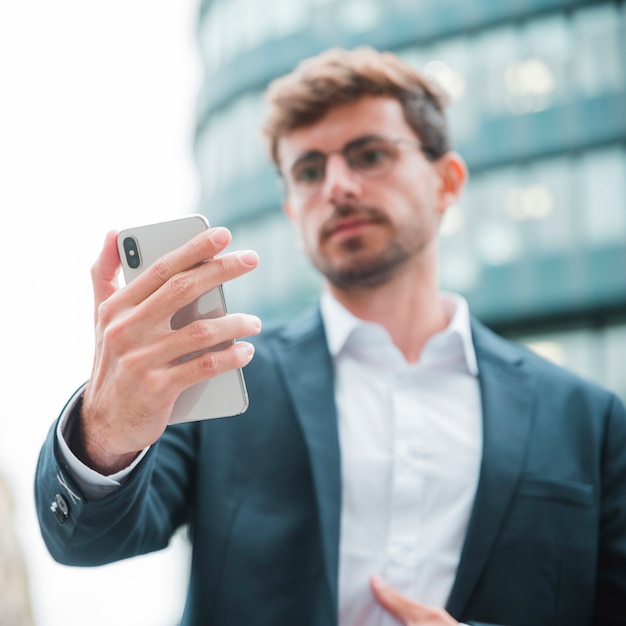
top-left (321, 153), bottom-right (362, 204)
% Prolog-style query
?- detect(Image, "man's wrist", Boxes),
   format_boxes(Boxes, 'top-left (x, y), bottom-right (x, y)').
top-left (55, 387), bottom-right (150, 499)
top-left (68, 404), bottom-right (140, 475)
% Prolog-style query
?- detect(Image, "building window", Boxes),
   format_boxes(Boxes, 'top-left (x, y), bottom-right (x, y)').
top-left (578, 146), bottom-right (626, 247)
top-left (518, 321), bottom-right (626, 404)
top-left (200, 0), bottom-right (310, 70)
top-left (573, 3), bottom-right (624, 97)
top-left (196, 91), bottom-right (265, 208)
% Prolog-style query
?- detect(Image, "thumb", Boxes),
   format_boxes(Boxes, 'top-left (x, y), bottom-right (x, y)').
top-left (91, 230), bottom-right (120, 323)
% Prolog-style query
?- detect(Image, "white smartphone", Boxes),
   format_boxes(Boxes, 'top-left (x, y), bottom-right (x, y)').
top-left (117, 214), bottom-right (249, 424)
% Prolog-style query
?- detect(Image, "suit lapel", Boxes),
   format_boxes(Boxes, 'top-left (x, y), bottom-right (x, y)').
top-left (446, 319), bottom-right (536, 617)
top-left (273, 308), bottom-right (342, 617)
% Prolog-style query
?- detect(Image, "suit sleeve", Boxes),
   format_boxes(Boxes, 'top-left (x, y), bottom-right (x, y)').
top-left (34, 405), bottom-right (198, 567)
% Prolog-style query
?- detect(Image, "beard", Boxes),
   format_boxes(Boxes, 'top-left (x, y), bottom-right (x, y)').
top-left (309, 203), bottom-right (415, 289)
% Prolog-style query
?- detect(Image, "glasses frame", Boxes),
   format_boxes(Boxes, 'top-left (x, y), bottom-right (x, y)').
top-left (279, 134), bottom-right (437, 198)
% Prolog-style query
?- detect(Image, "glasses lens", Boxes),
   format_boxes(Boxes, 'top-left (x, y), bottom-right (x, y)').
top-left (290, 155), bottom-right (326, 193)
top-left (347, 138), bottom-right (398, 178)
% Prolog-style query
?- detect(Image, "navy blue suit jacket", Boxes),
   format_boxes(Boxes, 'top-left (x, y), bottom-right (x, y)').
top-left (35, 309), bottom-right (626, 625)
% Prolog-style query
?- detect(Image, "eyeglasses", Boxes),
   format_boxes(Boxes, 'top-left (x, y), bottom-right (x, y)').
top-left (281, 134), bottom-right (433, 197)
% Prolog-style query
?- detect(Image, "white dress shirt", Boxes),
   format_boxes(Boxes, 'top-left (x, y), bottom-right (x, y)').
top-left (320, 292), bottom-right (482, 626)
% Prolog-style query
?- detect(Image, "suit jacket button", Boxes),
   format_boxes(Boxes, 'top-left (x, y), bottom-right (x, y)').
top-left (50, 494), bottom-right (70, 524)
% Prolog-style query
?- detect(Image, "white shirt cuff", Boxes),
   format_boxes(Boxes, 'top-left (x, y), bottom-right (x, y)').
top-left (56, 385), bottom-right (150, 500)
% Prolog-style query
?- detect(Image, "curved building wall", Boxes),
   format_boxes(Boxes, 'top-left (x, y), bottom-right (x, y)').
top-left (194, 0), bottom-right (626, 400)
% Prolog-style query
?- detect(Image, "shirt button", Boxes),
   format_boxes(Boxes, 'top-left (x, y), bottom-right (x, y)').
top-left (389, 542), bottom-right (417, 567)
top-left (50, 494), bottom-right (70, 524)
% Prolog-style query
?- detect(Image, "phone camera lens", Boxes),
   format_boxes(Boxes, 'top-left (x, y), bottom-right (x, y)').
top-left (123, 237), bottom-right (141, 269)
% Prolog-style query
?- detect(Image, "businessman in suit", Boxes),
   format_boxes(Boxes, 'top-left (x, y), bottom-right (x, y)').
top-left (35, 47), bottom-right (626, 625)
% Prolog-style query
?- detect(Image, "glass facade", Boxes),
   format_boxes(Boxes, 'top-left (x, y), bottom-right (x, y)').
top-left (439, 144), bottom-right (626, 291)
top-left (195, 0), bottom-right (626, 401)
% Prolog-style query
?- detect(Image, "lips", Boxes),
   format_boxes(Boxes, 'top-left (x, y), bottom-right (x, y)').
top-left (329, 217), bottom-right (375, 239)
top-left (321, 207), bottom-right (387, 242)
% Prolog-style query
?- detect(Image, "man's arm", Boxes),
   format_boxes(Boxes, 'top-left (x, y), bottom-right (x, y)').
top-left (35, 411), bottom-right (197, 566)
top-left (35, 225), bottom-right (260, 564)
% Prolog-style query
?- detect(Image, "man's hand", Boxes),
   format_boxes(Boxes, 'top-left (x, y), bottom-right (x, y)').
top-left (370, 576), bottom-right (458, 626)
top-left (72, 226), bottom-right (261, 474)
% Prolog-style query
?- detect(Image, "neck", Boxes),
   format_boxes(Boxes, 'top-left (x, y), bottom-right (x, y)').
top-left (326, 260), bottom-right (448, 363)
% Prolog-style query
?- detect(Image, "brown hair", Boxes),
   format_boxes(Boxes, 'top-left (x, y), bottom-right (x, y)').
top-left (262, 46), bottom-right (451, 167)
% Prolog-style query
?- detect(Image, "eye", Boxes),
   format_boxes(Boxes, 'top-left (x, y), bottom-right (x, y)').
top-left (350, 141), bottom-right (395, 172)
top-left (291, 157), bottom-right (326, 185)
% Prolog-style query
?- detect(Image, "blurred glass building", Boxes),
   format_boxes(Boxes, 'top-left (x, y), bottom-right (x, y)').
top-left (0, 474), bottom-right (35, 626)
top-left (194, 0), bottom-right (626, 401)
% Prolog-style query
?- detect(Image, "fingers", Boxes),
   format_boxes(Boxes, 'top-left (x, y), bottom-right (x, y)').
top-left (157, 313), bottom-right (262, 368)
top-left (370, 576), bottom-right (420, 622)
top-left (124, 227), bottom-right (257, 307)
top-left (166, 339), bottom-right (257, 397)
top-left (91, 230), bottom-right (121, 322)
top-left (114, 227), bottom-right (259, 331)
top-left (370, 576), bottom-right (458, 626)
top-left (142, 248), bottom-right (259, 329)
top-left (105, 323), bottom-right (259, 428)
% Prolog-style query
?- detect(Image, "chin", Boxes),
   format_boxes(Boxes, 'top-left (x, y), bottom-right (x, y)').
top-left (327, 268), bottom-right (395, 289)
top-left (310, 237), bottom-right (410, 288)
top-left (320, 255), bottom-right (404, 289)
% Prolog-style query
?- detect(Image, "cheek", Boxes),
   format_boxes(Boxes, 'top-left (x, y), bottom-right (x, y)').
top-left (393, 182), bottom-right (436, 218)
top-left (300, 215), bottom-right (321, 248)
top-left (289, 212), bottom-right (318, 252)
top-left (292, 203), bottom-right (322, 235)
top-left (390, 164), bottom-right (436, 200)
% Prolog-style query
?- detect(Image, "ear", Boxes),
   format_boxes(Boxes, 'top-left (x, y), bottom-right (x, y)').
top-left (434, 151), bottom-right (467, 214)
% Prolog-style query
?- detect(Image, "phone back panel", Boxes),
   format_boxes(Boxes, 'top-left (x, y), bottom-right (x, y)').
top-left (117, 215), bottom-right (249, 423)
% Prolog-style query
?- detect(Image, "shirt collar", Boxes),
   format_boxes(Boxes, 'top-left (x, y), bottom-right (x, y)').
top-left (320, 290), bottom-right (478, 375)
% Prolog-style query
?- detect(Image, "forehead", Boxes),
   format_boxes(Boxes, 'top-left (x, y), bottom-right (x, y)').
top-left (276, 96), bottom-right (416, 167)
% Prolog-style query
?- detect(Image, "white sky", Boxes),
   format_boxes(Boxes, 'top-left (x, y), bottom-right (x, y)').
top-left (0, 2), bottom-right (201, 624)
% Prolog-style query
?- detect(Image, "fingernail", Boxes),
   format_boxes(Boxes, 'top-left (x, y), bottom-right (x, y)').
top-left (209, 227), bottom-right (230, 245)
top-left (237, 250), bottom-right (258, 267)
top-left (241, 342), bottom-right (255, 358)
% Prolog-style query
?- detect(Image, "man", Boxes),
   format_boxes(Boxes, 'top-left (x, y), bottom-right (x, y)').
top-left (35, 47), bottom-right (626, 625)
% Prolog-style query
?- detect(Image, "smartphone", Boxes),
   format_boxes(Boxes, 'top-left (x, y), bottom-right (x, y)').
top-left (117, 214), bottom-right (249, 424)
